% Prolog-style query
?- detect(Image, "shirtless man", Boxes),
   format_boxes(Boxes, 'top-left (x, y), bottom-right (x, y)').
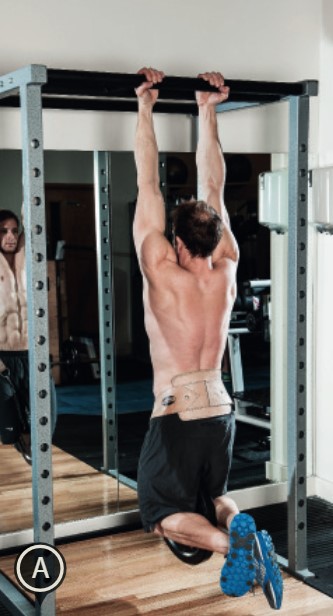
top-left (133, 68), bottom-right (283, 609)
top-left (0, 209), bottom-right (57, 464)
top-left (0, 209), bottom-right (31, 462)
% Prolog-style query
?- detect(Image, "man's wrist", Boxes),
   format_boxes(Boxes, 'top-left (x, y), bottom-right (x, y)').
top-left (198, 104), bottom-right (217, 119)
top-left (138, 102), bottom-right (155, 117)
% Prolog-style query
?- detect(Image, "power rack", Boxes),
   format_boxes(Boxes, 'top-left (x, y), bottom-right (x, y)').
top-left (0, 65), bottom-right (318, 616)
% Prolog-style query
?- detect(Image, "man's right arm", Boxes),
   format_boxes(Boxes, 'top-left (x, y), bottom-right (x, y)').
top-left (133, 68), bottom-right (175, 275)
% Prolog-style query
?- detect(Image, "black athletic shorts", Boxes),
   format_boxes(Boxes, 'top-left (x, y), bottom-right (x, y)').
top-left (0, 350), bottom-right (57, 444)
top-left (137, 411), bottom-right (236, 532)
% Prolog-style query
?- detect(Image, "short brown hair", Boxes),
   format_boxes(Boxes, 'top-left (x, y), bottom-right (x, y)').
top-left (0, 209), bottom-right (19, 227)
top-left (171, 200), bottom-right (222, 258)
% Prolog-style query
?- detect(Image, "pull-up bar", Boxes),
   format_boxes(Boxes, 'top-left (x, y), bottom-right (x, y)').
top-left (45, 69), bottom-right (318, 98)
top-left (0, 67), bottom-right (319, 114)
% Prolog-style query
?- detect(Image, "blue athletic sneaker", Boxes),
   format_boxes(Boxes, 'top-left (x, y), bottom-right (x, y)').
top-left (254, 530), bottom-right (283, 610)
top-left (220, 513), bottom-right (256, 597)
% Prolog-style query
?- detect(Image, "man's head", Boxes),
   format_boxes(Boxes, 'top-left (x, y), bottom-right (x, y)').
top-left (0, 210), bottom-right (20, 255)
top-left (171, 200), bottom-right (223, 259)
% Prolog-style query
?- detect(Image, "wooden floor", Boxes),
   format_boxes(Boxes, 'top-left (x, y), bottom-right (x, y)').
top-left (1, 445), bottom-right (332, 614)
top-left (0, 529), bottom-right (332, 615)
top-left (0, 443), bottom-right (138, 534)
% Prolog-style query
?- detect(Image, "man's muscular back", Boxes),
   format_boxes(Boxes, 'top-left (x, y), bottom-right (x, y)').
top-left (141, 239), bottom-right (238, 395)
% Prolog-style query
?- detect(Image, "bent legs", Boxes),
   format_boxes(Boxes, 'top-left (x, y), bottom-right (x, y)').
top-left (155, 512), bottom-right (229, 554)
top-left (155, 494), bottom-right (240, 555)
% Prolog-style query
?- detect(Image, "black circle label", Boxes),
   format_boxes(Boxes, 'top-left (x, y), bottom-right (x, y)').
top-left (15, 543), bottom-right (66, 595)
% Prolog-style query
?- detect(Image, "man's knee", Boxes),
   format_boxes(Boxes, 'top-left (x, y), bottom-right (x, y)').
top-left (154, 513), bottom-right (182, 536)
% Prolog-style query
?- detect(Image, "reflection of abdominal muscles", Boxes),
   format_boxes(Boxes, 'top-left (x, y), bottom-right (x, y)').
top-left (0, 251), bottom-right (28, 350)
top-left (0, 297), bottom-right (27, 350)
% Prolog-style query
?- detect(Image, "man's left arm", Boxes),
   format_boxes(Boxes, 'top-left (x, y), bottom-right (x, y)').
top-left (195, 72), bottom-right (239, 265)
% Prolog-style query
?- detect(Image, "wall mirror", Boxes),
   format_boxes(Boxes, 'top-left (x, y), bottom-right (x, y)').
top-left (0, 147), bottom-right (279, 543)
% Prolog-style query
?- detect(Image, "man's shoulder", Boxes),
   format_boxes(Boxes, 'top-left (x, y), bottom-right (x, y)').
top-left (211, 257), bottom-right (238, 284)
top-left (140, 232), bottom-right (177, 273)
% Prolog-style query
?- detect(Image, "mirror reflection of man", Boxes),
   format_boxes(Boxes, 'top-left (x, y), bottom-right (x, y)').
top-left (0, 208), bottom-right (56, 464)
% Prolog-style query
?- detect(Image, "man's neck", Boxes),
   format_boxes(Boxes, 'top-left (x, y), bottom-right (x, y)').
top-left (181, 254), bottom-right (213, 275)
top-left (1, 251), bottom-right (15, 270)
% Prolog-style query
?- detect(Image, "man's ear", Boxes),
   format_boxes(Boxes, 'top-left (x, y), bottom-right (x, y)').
top-left (175, 236), bottom-right (183, 252)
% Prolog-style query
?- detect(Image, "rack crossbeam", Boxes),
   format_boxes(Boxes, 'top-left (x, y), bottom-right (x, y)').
top-left (0, 65), bottom-right (319, 114)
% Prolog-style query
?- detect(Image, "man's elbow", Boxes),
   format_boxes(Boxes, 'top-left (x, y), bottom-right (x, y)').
top-left (233, 244), bottom-right (240, 263)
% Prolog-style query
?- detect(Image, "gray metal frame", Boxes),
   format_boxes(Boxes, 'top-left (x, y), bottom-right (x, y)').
top-left (0, 65), bottom-right (317, 613)
top-left (0, 66), bottom-right (55, 615)
top-left (286, 95), bottom-right (311, 575)
top-left (0, 573), bottom-right (35, 616)
top-left (93, 151), bottom-right (117, 473)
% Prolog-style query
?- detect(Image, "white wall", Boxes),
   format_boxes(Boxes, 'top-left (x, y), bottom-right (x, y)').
top-left (313, 234), bottom-right (333, 485)
top-left (318, 0), bottom-right (333, 166)
top-left (312, 1), bottom-right (333, 486)
top-left (0, 0), bottom-right (320, 78)
top-left (0, 0), bottom-right (320, 153)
